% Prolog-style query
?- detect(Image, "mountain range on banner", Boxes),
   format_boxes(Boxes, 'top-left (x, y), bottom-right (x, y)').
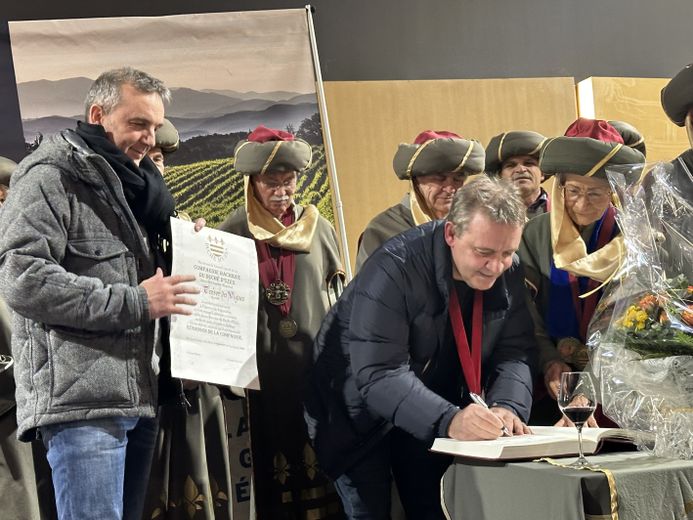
top-left (17, 77), bottom-right (318, 142)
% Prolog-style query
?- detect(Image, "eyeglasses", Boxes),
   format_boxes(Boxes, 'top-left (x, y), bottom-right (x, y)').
top-left (256, 178), bottom-right (296, 191)
top-left (562, 184), bottom-right (611, 204)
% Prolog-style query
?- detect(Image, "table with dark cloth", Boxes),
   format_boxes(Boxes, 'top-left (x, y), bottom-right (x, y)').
top-left (441, 451), bottom-right (693, 520)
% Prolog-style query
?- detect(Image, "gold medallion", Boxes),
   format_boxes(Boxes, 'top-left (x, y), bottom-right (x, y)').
top-left (278, 317), bottom-right (298, 338)
top-left (265, 280), bottom-right (291, 306)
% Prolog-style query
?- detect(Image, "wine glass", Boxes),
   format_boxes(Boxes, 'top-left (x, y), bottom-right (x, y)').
top-left (557, 371), bottom-right (597, 468)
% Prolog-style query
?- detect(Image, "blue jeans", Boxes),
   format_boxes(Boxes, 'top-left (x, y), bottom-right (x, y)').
top-left (40, 416), bottom-right (159, 520)
top-left (333, 428), bottom-right (452, 520)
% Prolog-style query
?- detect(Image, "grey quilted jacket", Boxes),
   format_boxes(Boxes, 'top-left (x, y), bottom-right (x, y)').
top-left (0, 130), bottom-right (158, 440)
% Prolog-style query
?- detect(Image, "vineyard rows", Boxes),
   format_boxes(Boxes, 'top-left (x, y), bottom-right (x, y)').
top-left (164, 146), bottom-right (334, 227)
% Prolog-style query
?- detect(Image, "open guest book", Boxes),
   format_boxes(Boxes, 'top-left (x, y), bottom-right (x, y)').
top-left (430, 426), bottom-right (639, 460)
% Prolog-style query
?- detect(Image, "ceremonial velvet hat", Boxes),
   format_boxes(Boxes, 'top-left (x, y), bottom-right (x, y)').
top-left (155, 118), bottom-right (179, 154)
top-left (661, 64), bottom-right (693, 127)
top-left (607, 120), bottom-right (646, 157)
top-left (484, 130), bottom-right (547, 174)
top-left (0, 156), bottom-right (17, 186)
top-left (539, 118), bottom-right (645, 180)
top-left (234, 125), bottom-right (312, 175)
top-left (392, 130), bottom-right (485, 180)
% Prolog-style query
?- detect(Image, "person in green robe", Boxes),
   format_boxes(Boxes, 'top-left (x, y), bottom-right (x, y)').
top-left (142, 122), bottom-right (235, 520)
top-left (485, 130), bottom-right (549, 219)
top-left (355, 130), bottom-right (484, 271)
top-left (518, 118), bottom-right (645, 424)
top-left (218, 125), bottom-right (345, 519)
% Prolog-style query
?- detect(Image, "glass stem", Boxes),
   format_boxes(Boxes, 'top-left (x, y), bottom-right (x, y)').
top-left (576, 424), bottom-right (585, 460)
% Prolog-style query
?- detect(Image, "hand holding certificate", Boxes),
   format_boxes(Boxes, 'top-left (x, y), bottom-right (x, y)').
top-left (168, 217), bottom-right (260, 389)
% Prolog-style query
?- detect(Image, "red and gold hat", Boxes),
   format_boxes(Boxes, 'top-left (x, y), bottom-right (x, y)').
top-left (234, 125), bottom-right (312, 175)
top-left (392, 130), bottom-right (485, 180)
top-left (539, 118), bottom-right (644, 180)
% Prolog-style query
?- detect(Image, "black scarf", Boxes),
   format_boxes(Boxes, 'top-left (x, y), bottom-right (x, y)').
top-left (75, 121), bottom-right (176, 242)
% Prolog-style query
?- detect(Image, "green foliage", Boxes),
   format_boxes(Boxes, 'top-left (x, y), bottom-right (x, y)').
top-left (296, 113), bottom-right (323, 145)
top-left (614, 329), bottom-right (693, 359)
top-left (164, 145), bottom-right (334, 228)
top-left (166, 132), bottom-right (247, 166)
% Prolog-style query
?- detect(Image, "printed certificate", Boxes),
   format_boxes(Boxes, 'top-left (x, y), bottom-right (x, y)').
top-left (169, 217), bottom-right (259, 389)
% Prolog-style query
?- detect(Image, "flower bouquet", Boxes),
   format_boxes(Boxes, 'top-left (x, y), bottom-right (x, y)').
top-left (613, 275), bottom-right (693, 358)
top-left (587, 162), bottom-right (693, 459)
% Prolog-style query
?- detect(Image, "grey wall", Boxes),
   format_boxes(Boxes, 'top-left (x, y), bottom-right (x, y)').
top-left (1, 0), bottom-right (691, 158)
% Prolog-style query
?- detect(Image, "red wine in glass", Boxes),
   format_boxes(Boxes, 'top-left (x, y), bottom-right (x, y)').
top-left (561, 406), bottom-right (594, 427)
top-left (557, 371), bottom-right (598, 468)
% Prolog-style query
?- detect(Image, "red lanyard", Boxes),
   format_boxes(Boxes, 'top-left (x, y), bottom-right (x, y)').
top-left (448, 285), bottom-right (484, 395)
top-left (255, 210), bottom-right (296, 317)
top-left (568, 206), bottom-right (616, 341)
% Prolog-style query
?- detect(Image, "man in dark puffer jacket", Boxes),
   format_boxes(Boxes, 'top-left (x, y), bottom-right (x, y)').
top-left (306, 175), bottom-right (538, 519)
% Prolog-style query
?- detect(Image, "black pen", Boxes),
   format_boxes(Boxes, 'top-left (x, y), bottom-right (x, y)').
top-left (469, 392), bottom-right (512, 437)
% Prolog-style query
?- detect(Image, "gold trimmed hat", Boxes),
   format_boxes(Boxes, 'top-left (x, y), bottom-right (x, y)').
top-left (234, 125), bottom-right (312, 176)
top-left (607, 120), bottom-right (646, 157)
top-left (0, 156), bottom-right (17, 186)
top-left (392, 130), bottom-right (485, 180)
top-left (484, 130), bottom-right (546, 174)
top-left (155, 118), bottom-right (179, 154)
top-left (539, 118), bottom-right (645, 180)
top-left (661, 64), bottom-right (693, 127)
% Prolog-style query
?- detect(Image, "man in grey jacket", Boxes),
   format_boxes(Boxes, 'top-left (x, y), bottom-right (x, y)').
top-left (0, 67), bottom-right (200, 520)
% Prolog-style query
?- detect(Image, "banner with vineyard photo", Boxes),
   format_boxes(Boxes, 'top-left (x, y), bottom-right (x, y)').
top-left (9, 9), bottom-right (334, 227)
top-left (8, 9), bottom-right (334, 519)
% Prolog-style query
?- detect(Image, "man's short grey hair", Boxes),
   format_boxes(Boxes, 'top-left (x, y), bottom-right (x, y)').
top-left (446, 175), bottom-right (526, 235)
top-left (84, 67), bottom-right (171, 119)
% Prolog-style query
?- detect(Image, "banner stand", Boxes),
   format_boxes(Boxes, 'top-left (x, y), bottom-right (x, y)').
top-left (305, 5), bottom-right (353, 281)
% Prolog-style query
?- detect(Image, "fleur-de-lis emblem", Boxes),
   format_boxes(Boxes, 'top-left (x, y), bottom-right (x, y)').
top-left (273, 451), bottom-right (291, 485)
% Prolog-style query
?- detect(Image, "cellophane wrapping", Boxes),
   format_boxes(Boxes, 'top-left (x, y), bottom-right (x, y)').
top-left (588, 163), bottom-right (692, 459)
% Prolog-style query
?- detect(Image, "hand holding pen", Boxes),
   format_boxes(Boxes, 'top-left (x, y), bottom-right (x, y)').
top-left (469, 392), bottom-right (512, 437)
top-left (447, 393), bottom-right (520, 440)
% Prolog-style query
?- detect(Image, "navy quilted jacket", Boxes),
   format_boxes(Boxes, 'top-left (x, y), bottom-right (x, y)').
top-left (305, 220), bottom-right (538, 478)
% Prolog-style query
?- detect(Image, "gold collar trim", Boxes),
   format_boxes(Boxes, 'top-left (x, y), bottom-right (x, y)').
top-left (550, 179), bottom-right (623, 283)
top-left (409, 179), bottom-right (434, 226)
top-left (244, 177), bottom-right (318, 252)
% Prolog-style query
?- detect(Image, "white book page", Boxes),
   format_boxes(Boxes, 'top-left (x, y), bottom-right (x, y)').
top-left (430, 427), bottom-right (616, 459)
